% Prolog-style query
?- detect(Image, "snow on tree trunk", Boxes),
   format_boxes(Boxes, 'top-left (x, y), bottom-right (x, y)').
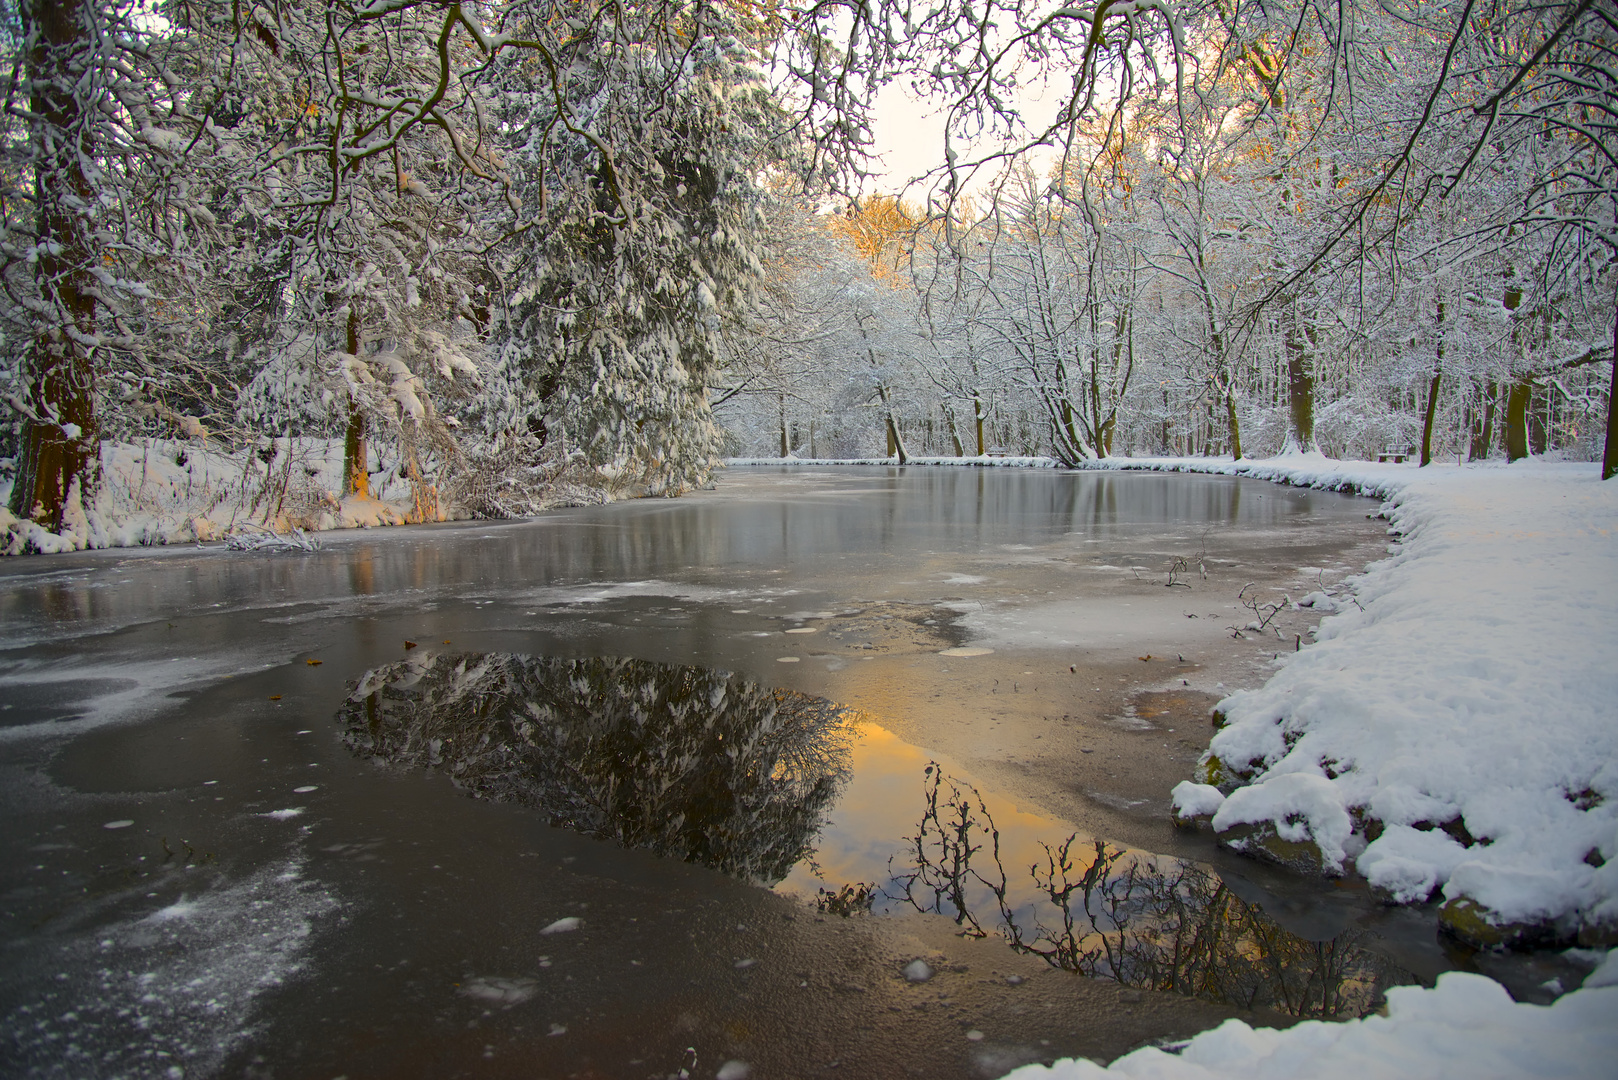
top-left (8, 0), bottom-right (100, 530)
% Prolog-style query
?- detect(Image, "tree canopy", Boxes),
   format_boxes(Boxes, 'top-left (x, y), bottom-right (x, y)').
top-left (2, 0), bottom-right (1613, 549)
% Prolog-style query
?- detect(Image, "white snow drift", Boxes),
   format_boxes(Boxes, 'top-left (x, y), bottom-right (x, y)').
top-left (1085, 455), bottom-right (1618, 940)
top-left (1002, 957), bottom-right (1618, 1080)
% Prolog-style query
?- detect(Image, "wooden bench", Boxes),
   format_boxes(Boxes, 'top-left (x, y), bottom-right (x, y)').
top-left (1376, 452), bottom-right (1410, 463)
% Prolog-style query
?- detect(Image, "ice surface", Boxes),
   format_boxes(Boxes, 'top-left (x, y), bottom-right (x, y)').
top-left (0, 857), bottom-right (338, 1077)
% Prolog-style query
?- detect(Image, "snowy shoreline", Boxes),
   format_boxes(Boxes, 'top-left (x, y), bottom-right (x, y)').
top-left (1099, 456), bottom-right (1617, 947)
top-left (740, 452), bottom-right (1618, 944)
top-left (1003, 959), bottom-right (1618, 1080)
top-left (745, 452), bottom-right (1617, 1078)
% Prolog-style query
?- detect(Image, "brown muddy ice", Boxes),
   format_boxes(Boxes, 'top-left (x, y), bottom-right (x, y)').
top-left (2, 466), bottom-right (1487, 1080)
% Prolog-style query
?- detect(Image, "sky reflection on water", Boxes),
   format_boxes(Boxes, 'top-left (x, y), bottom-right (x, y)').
top-left (340, 649), bottom-right (1410, 1019)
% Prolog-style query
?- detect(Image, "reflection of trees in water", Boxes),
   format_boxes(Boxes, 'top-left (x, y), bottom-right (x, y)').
top-left (339, 653), bottom-right (855, 884)
top-left (888, 767), bottom-right (1408, 1019)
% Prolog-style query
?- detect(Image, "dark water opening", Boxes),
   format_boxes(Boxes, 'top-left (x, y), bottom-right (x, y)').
top-left (340, 650), bottom-right (1407, 1020)
top-left (340, 652), bottom-right (856, 883)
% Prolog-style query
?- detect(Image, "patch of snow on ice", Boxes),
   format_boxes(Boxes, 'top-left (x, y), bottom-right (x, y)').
top-left (458, 976), bottom-right (537, 1006)
top-left (0, 856), bottom-right (339, 1078)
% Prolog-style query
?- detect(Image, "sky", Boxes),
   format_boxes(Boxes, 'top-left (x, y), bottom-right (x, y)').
top-left (864, 79), bottom-right (1064, 204)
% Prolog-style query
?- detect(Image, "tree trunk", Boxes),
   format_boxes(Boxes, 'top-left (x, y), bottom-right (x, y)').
top-left (1603, 285), bottom-right (1617, 480)
top-left (974, 391), bottom-right (986, 456)
top-left (1420, 370), bottom-right (1443, 466)
top-left (778, 392), bottom-right (788, 457)
top-left (1421, 300), bottom-right (1444, 467)
top-left (1224, 386), bottom-right (1243, 461)
top-left (1284, 306), bottom-right (1316, 453)
top-left (8, 0), bottom-right (99, 530)
top-left (1471, 378), bottom-right (1498, 461)
top-left (884, 410), bottom-right (908, 463)
top-left (342, 310), bottom-right (370, 497)
top-left (343, 407), bottom-right (369, 497)
top-left (1504, 379), bottom-right (1533, 462)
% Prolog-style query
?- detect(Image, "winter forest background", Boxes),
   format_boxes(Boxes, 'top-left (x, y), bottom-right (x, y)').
top-left (2, 0), bottom-right (1615, 551)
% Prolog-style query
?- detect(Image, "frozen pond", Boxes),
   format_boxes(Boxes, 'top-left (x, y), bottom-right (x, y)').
top-left (0, 467), bottom-right (1520, 1078)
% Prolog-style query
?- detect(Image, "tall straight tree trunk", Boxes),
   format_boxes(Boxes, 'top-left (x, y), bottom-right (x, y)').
top-left (1604, 284), bottom-right (1618, 480)
top-left (1421, 300), bottom-right (1444, 467)
top-left (1284, 305), bottom-right (1316, 454)
top-left (1471, 378), bottom-right (1498, 461)
top-left (1224, 385), bottom-right (1243, 460)
top-left (974, 391), bottom-right (986, 456)
top-left (1504, 380), bottom-right (1533, 462)
top-left (342, 310), bottom-right (370, 498)
top-left (9, 0), bottom-right (99, 530)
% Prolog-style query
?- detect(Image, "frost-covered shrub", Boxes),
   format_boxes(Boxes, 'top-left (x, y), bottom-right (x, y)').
top-left (1316, 395), bottom-right (1422, 460)
top-left (443, 435), bottom-right (606, 518)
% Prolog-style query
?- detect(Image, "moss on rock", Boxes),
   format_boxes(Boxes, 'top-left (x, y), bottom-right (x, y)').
top-left (1438, 897), bottom-right (1565, 950)
top-left (1217, 820), bottom-right (1333, 876)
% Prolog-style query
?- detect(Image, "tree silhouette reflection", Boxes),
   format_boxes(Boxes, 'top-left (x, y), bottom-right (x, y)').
top-left (889, 767), bottom-right (1410, 1019)
top-left (340, 653), bottom-right (856, 884)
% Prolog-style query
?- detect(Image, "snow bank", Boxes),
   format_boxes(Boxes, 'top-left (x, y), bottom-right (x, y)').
top-left (1000, 961), bottom-right (1618, 1080)
top-left (1093, 455), bottom-right (1617, 942)
top-left (0, 438), bottom-right (452, 554)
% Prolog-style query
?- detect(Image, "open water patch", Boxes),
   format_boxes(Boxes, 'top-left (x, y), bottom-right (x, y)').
top-left (337, 652), bottom-right (1413, 1020)
top-left (338, 652), bottom-right (858, 884)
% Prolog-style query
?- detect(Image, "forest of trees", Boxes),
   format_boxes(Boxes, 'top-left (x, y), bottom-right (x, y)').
top-left (2, 0), bottom-right (1614, 546)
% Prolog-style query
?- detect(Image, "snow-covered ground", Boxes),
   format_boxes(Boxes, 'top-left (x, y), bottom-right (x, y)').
top-left (1085, 455), bottom-right (1618, 947)
top-left (0, 438), bottom-right (428, 554)
top-left (1003, 955), bottom-right (1618, 1080)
